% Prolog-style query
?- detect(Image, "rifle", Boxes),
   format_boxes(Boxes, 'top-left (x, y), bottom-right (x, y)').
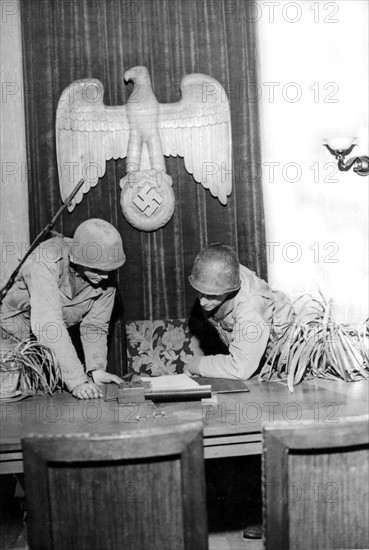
top-left (0, 179), bottom-right (85, 305)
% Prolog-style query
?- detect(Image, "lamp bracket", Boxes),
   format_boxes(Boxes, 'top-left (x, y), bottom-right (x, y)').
top-left (323, 143), bottom-right (369, 177)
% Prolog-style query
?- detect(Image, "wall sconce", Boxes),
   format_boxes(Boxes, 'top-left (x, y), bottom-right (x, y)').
top-left (323, 137), bottom-right (369, 176)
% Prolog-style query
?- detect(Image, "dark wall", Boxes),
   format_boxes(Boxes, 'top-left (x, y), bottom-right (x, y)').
top-left (21, 0), bottom-right (266, 375)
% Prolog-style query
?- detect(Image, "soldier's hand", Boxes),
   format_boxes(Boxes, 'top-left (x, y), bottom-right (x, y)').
top-left (90, 370), bottom-right (123, 385)
top-left (183, 358), bottom-right (201, 377)
top-left (183, 364), bottom-right (198, 377)
top-left (72, 382), bottom-right (103, 400)
top-left (183, 364), bottom-right (193, 377)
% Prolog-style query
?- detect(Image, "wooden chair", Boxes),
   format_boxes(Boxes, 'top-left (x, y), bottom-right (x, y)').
top-left (22, 421), bottom-right (208, 550)
top-left (262, 414), bottom-right (369, 550)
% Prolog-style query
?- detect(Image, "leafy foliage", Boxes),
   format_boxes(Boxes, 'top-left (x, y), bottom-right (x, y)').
top-left (259, 293), bottom-right (369, 392)
top-left (0, 339), bottom-right (62, 394)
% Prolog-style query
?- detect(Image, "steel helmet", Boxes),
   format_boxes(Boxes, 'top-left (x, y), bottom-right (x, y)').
top-left (188, 243), bottom-right (241, 295)
top-left (69, 219), bottom-right (125, 271)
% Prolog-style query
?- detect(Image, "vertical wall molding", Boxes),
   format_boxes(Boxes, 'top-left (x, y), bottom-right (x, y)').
top-left (0, 0), bottom-right (29, 284)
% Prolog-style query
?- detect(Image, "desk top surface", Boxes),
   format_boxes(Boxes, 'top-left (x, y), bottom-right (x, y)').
top-left (1, 378), bottom-right (368, 451)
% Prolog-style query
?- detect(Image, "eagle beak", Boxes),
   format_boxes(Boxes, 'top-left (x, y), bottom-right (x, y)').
top-left (124, 70), bottom-right (132, 84)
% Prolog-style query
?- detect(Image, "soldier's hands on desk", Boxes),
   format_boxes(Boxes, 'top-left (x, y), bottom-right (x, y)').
top-left (90, 369), bottom-right (123, 386)
top-left (72, 381), bottom-right (103, 400)
top-left (183, 358), bottom-right (201, 377)
top-left (72, 371), bottom-right (123, 399)
top-left (183, 365), bottom-right (194, 377)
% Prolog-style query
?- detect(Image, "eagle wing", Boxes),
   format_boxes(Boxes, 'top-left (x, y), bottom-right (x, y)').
top-left (158, 74), bottom-right (232, 205)
top-left (56, 79), bottom-right (130, 210)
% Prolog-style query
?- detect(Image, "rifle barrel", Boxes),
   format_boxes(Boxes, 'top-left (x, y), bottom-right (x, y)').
top-left (0, 179), bottom-right (85, 304)
top-left (50, 178), bottom-right (85, 226)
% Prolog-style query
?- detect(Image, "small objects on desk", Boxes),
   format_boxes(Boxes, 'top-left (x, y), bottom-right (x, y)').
top-left (117, 388), bottom-right (146, 404)
top-left (152, 405), bottom-right (165, 418)
top-left (104, 376), bottom-right (151, 402)
top-left (201, 393), bottom-right (218, 405)
top-left (137, 402), bottom-right (156, 421)
top-left (121, 372), bottom-right (152, 388)
top-left (105, 374), bottom-right (211, 404)
top-left (104, 384), bottom-right (121, 401)
top-left (116, 401), bottom-right (165, 422)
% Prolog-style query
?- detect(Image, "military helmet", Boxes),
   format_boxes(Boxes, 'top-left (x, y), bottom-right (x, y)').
top-left (188, 243), bottom-right (241, 295)
top-left (69, 219), bottom-right (125, 271)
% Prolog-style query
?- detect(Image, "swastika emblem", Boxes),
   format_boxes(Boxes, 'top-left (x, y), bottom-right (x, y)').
top-left (132, 183), bottom-right (164, 217)
top-left (120, 169), bottom-right (175, 231)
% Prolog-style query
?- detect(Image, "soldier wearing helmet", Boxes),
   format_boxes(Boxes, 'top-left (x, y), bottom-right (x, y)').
top-left (0, 219), bottom-right (125, 399)
top-left (186, 243), bottom-right (295, 380)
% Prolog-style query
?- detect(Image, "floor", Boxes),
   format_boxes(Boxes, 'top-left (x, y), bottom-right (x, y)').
top-left (1, 456), bottom-right (264, 550)
top-left (206, 456), bottom-right (264, 549)
top-left (4, 523), bottom-right (264, 550)
top-left (209, 530), bottom-right (263, 550)
top-left (0, 475), bottom-right (24, 550)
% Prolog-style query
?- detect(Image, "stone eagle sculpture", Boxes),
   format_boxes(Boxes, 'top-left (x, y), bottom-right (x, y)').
top-left (56, 66), bottom-right (232, 230)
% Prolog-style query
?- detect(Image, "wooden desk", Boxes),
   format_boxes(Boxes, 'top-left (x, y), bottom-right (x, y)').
top-left (1, 378), bottom-right (368, 473)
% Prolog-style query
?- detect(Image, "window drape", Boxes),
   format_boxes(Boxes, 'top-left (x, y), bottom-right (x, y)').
top-left (20, 0), bottom-right (266, 375)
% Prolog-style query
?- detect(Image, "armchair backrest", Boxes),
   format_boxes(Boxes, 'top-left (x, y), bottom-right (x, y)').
top-left (262, 414), bottom-right (369, 550)
top-left (22, 421), bottom-right (208, 550)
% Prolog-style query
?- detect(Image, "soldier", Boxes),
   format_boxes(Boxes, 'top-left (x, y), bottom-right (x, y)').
top-left (185, 243), bottom-right (295, 379)
top-left (0, 219), bottom-right (125, 399)
top-left (186, 243), bottom-right (295, 540)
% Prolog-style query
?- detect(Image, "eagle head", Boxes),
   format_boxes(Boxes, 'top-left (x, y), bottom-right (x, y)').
top-left (124, 66), bottom-right (150, 84)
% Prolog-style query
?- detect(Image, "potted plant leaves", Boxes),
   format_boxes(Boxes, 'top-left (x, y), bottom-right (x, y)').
top-left (259, 293), bottom-right (369, 392)
top-left (0, 338), bottom-right (62, 399)
top-left (0, 346), bottom-right (22, 398)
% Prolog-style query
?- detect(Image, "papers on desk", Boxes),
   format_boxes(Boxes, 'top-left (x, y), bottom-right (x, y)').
top-left (148, 374), bottom-right (203, 391)
top-left (142, 374), bottom-right (250, 401)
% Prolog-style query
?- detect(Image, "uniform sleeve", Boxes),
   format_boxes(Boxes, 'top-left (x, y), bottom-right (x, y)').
top-left (80, 287), bottom-right (116, 373)
top-left (192, 299), bottom-right (270, 380)
top-left (22, 259), bottom-right (88, 391)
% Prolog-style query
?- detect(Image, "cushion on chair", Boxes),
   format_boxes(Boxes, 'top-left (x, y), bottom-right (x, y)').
top-left (125, 319), bottom-right (204, 376)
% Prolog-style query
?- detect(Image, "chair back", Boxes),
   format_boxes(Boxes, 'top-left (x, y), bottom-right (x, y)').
top-left (125, 319), bottom-right (204, 376)
top-left (22, 421), bottom-right (208, 550)
top-left (263, 414), bottom-right (369, 550)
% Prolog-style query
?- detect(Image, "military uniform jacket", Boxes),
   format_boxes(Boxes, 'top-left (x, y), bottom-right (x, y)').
top-left (192, 265), bottom-right (294, 380)
top-left (0, 236), bottom-right (116, 390)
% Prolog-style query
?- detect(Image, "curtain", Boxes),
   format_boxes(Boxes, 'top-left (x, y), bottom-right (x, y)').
top-left (20, 0), bottom-right (266, 375)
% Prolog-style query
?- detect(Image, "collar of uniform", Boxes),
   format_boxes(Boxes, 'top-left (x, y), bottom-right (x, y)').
top-left (210, 295), bottom-right (235, 322)
top-left (208, 266), bottom-right (272, 322)
top-left (68, 265), bottom-right (104, 299)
